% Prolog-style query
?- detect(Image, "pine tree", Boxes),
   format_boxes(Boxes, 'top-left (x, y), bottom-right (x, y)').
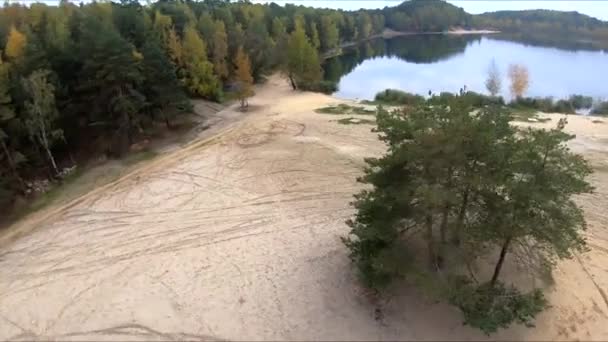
top-left (343, 96), bottom-right (593, 332)
top-left (0, 57), bottom-right (23, 187)
top-left (233, 46), bottom-right (254, 110)
top-left (79, 17), bottom-right (145, 155)
top-left (141, 38), bottom-right (188, 128)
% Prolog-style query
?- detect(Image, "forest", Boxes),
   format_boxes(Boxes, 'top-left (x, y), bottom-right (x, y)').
top-left (476, 9), bottom-right (608, 50)
top-left (1, 0), bottom-right (606, 216)
top-left (0, 0), bottom-right (388, 212)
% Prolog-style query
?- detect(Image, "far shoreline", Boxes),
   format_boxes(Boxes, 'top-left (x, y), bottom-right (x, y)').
top-left (323, 28), bottom-right (499, 59)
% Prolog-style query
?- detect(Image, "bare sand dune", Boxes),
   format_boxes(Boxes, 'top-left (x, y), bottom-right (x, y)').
top-left (1, 77), bottom-right (607, 341)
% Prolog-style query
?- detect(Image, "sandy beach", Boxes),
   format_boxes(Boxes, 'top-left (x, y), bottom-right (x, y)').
top-left (0, 76), bottom-right (607, 341)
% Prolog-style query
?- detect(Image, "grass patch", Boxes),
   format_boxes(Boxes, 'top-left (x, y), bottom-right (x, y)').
top-left (336, 117), bottom-right (375, 125)
top-left (316, 104), bottom-right (376, 115)
top-left (122, 149), bottom-right (158, 165)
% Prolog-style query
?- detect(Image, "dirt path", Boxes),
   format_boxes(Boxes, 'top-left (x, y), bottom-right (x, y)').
top-left (1, 77), bottom-right (607, 341)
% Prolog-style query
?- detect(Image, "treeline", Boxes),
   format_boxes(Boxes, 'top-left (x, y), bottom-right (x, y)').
top-left (0, 0), bottom-right (389, 211)
top-left (476, 10), bottom-right (608, 50)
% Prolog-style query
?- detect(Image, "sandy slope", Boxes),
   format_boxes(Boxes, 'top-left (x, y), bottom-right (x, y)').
top-left (0, 77), bottom-right (607, 341)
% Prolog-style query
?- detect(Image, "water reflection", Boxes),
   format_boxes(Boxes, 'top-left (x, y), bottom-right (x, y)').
top-left (324, 35), bottom-right (608, 101)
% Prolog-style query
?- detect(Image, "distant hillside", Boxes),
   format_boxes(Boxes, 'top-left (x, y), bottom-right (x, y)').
top-left (379, 1), bottom-right (608, 50)
top-left (477, 9), bottom-right (608, 30)
top-left (381, 0), bottom-right (473, 32)
top-left (474, 9), bottom-right (608, 50)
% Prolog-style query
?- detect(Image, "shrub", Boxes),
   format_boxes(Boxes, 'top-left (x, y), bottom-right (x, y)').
top-left (511, 95), bottom-right (595, 114)
top-left (427, 92), bottom-right (456, 105)
top-left (511, 97), bottom-right (557, 112)
top-left (374, 89), bottom-right (425, 106)
top-left (462, 91), bottom-right (505, 107)
top-left (300, 80), bottom-right (338, 94)
top-left (448, 276), bottom-right (548, 335)
top-left (315, 104), bottom-right (376, 115)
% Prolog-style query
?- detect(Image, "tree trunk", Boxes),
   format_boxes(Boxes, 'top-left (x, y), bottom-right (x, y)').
top-left (288, 74), bottom-right (297, 90)
top-left (440, 205), bottom-right (449, 244)
top-left (38, 126), bottom-right (59, 177)
top-left (44, 143), bottom-right (59, 177)
top-left (438, 203), bottom-right (450, 269)
top-left (490, 237), bottom-right (512, 286)
top-left (452, 187), bottom-right (470, 246)
top-left (425, 214), bottom-right (436, 270)
top-left (165, 112), bottom-right (172, 130)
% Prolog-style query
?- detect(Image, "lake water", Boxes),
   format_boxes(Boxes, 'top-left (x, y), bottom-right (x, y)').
top-left (324, 35), bottom-right (608, 101)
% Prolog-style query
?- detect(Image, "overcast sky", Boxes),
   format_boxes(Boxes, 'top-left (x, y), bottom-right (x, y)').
top-left (252, 1), bottom-right (608, 21)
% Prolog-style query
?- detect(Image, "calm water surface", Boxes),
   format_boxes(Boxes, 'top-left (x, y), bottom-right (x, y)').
top-left (325, 35), bottom-right (608, 101)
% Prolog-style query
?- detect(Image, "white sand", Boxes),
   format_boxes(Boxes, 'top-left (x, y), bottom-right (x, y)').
top-left (0, 77), bottom-right (607, 341)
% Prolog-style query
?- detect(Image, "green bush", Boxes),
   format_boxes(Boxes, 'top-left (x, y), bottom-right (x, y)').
top-left (374, 89), bottom-right (425, 106)
top-left (315, 104), bottom-right (376, 115)
top-left (462, 91), bottom-right (505, 107)
top-left (511, 95), bottom-right (595, 114)
top-left (427, 92), bottom-right (456, 105)
top-left (448, 277), bottom-right (548, 335)
top-left (511, 97), bottom-right (558, 112)
top-left (300, 80), bottom-right (338, 94)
